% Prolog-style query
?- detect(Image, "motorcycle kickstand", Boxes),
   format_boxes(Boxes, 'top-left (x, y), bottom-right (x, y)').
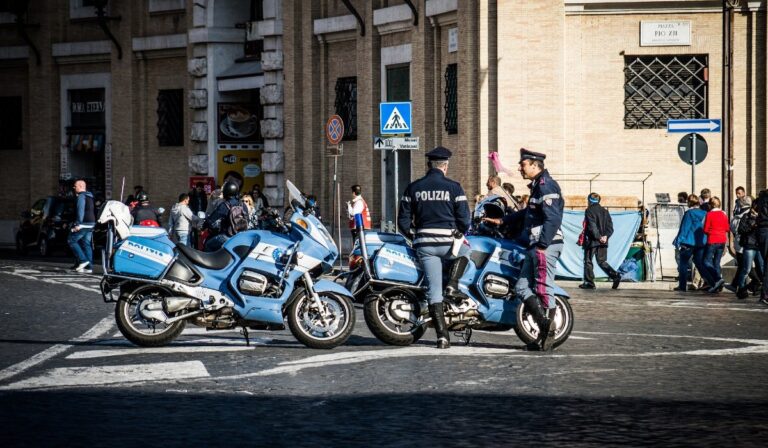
top-left (241, 326), bottom-right (250, 347)
top-left (453, 328), bottom-right (472, 346)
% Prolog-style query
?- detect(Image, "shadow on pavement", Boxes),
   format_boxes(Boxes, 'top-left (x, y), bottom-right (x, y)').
top-left (1, 390), bottom-right (765, 446)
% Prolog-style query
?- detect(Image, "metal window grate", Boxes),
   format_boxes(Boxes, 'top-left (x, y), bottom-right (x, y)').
top-left (624, 55), bottom-right (708, 129)
top-left (157, 89), bottom-right (183, 146)
top-left (334, 77), bottom-right (357, 140)
top-left (444, 64), bottom-right (457, 134)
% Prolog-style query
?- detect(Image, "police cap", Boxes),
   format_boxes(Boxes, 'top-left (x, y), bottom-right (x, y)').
top-left (519, 147), bottom-right (546, 163)
top-left (426, 146), bottom-right (453, 161)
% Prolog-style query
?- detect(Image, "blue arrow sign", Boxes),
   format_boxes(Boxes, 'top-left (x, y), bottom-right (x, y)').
top-left (380, 102), bottom-right (412, 135)
top-left (667, 119), bottom-right (721, 133)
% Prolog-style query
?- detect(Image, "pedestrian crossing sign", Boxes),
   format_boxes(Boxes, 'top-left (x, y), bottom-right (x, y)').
top-left (380, 102), bottom-right (412, 135)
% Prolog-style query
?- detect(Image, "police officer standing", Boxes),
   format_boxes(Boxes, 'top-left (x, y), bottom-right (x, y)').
top-left (398, 147), bottom-right (471, 349)
top-left (509, 148), bottom-right (565, 351)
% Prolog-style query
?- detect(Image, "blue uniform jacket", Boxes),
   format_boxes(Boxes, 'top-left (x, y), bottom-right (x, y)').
top-left (504, 169), bottom-right (564, 249)
top-left (398, 168), bottom-right (470, 247)
top-left (673, 208), bottom-right (707, 248)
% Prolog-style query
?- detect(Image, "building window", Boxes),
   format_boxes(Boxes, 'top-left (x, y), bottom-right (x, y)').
top-left (624, 55), bottom-right (708, 129)
top-left (334, 77), bottom-right (357, 140)
top-left (444, 64), bottom-right (457, 134)
top-left (0, 96), bottom-right (22, 150)
top-left (157, 89), bottom-right (184, 146)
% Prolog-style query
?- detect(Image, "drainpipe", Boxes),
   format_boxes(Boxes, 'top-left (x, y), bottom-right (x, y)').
top-left (723, 0), bottom-right (736, 218)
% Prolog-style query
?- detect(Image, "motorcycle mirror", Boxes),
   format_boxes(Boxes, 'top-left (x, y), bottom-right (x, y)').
top-left (197, 211), bottom-right (206, 219)
top-left (157, 207), bottom-right (166, 214)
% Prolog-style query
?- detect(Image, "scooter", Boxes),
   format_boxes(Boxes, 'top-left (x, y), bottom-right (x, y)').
top-left (344, 195), bottom-right (573, 347)
top-left (97, 180), bottom-right (356, 349)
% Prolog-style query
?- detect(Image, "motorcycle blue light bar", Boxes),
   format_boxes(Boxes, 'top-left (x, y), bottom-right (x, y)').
top-left (354, 213), bottom-right (364, 228)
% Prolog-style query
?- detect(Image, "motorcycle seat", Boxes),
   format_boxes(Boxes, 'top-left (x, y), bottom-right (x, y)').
top-left (176, 243), bottom-right (233, 270)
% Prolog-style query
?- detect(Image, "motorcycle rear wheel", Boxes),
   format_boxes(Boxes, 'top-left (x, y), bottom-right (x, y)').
top-left (514, 294), bottom-right (573, 349)
top-left (115, 285), bottom-right (186, 347)
top-left (363, 288), bottom-right (426, 346)
top-left (287, 289), bottom-right (355, 349)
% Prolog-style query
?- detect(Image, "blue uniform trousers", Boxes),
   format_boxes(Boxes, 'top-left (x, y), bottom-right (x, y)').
top-left (515, 243), bottom-right (563, 310)
top-left (416, 243), bottom-right (471, 305)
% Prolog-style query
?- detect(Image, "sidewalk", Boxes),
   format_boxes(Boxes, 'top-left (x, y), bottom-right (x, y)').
top-left (558, 279), bottom-right (678, 291)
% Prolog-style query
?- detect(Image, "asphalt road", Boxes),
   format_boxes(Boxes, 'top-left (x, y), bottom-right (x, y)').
top-left (1, 254), bottom-right (767, 447)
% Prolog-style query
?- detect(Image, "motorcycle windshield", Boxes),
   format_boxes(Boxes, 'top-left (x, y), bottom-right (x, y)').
top-left (290, 211), bottom-right (337, 254)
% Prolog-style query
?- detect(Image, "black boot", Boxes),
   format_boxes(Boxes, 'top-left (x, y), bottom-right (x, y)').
top-left (444, 258), bottom-right (470, 301)
top-left (540, 308), bottom-right (558, 351)
top-left (428, 303), bottom-right (450, 349)
top-left (523, 295), bottom-right (550, 351)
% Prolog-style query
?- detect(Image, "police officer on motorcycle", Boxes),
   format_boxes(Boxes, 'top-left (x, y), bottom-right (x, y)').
top-left (398, 147), bottom-right (471, 349)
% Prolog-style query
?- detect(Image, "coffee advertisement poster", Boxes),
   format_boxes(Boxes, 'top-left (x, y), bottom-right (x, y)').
top-left (217, 103), bottom-right (261, 144)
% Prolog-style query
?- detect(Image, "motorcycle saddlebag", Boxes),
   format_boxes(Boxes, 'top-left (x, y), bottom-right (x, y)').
top-left (113, 236), bottom-right (175, 279)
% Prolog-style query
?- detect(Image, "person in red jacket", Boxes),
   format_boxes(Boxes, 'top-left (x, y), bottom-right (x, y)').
top-left (702, 196), bottom-right (730, 292)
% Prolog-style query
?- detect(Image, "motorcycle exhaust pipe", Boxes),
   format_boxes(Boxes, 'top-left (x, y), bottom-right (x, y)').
top-left (164, 297), bottom-right (201, 313)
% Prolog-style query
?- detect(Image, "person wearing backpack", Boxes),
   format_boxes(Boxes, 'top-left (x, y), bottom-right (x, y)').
top-left (202, 181), bottom-right (247, 251)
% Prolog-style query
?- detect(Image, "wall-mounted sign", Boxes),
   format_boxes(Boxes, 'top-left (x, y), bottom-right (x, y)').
top-left (640, 21), bottom-right (691, 46)
top-left (217, 103), bottom-right (261, 145)
top-left (69, 88), bottom-right (105, 128)
top-left (216, 150), bottom-right (264, 194)
top-left (448, 27), bottom-right (458, 53)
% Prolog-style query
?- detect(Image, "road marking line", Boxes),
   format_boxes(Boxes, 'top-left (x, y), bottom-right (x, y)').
top-left (0, 361), bottom-right (209, 391)
top-left (0, 317), bottom-right (114, 383)
top-left (66, 344), bottom-right (262, 360)
top-left (0, 269), bottom-right (101, 294)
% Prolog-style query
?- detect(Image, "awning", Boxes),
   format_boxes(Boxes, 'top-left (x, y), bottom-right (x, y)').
top-left (217, 60), bottom-right (264, 92)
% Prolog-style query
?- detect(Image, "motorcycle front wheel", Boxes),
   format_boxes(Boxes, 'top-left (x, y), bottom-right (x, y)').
top-left (115, 284), bottom-right (186, 347)
top-left (287, 289), bottom-right (355, 349)
top-left (363, 288), bottom-right (426, 346)
top-left (514, 294), bottom-right (573, 349)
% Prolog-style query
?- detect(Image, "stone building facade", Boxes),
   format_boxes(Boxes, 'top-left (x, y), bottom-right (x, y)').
top-left (0, 0), bottom-right (766, 244)
top-left (282, 0), bottom-right (767, 231)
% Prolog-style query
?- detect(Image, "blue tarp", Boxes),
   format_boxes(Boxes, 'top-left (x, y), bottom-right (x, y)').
top-left (556, 210), bottom-right (642, 279)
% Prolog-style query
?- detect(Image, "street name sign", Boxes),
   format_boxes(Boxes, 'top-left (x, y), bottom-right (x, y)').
top-left (666, 118), bottom-right (721, 133)
top-left (373, 136), bottom-right (420, 150)
top-left (379, 102), bottom-right (412, 134)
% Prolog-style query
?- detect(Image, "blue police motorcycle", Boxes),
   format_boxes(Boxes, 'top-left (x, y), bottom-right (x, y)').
top-left (345, 196), bottom-right (573, 347)
top-left (98, 180), bottom-right (355, 349)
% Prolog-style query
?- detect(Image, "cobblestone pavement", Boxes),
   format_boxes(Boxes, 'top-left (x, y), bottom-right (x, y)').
top-left (0, 259), bottom-right (767, 446)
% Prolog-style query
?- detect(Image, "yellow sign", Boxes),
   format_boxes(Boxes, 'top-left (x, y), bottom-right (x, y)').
top-left (217, 150), bottom-right (264, 194)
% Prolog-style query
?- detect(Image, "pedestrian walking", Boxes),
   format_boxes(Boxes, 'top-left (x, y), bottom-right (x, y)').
top-left (398, 147), bottom-right (471, 349)
top-left (726, 201), bottom-right (764, 299)
top-left (734, 186), bottom-right (747, 215)
top-left (168, 193), bottom-right (197, 246)
top-left (754, 189), bottom-right (768, 305)
top-left (250, 184), bottom-right (270, 217)
top-left (68, 179), bottom-right (96, 274)
top-left (241, 194), bottom-right (259, 229)
top-left (673, 194), bottom-right (708, 292)
top-left (578, 193), bottom-right (622, 290)
top-left (189, 182), bottom-right (208, 215)
top-left (699, 188), bottom-right (712, 211)
top-left (503, 148), bottom-right (565, 351)
top-left (702, 196), bottom-right (729, 292)
top-left (347, 184), bottom-right (371, 234)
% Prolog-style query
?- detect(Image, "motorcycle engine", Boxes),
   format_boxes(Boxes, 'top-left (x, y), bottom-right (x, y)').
top-left (238, 270), bottom-right (269, 296)
top-left (483, 274), bottom-right (510, 298)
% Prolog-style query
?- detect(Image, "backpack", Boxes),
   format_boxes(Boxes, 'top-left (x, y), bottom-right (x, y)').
top-left (577, 218), bottom-right (587, 247)
top-left (223, 201), bottom-right (248, 237)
